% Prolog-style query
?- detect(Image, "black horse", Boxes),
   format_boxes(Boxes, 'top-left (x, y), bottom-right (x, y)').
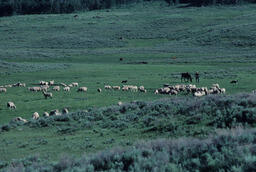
top-left (181, 72), bottom-right (193, 82)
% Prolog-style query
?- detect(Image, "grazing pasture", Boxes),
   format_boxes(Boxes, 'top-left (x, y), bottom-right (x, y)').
top-left (1, 1), bottom-right (256, 164)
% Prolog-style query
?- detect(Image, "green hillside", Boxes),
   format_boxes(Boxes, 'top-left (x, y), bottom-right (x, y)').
top-left (0, 2), bottom-right (256, 171)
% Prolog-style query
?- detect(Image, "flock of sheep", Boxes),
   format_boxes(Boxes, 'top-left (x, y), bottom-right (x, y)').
top-left (155, 83), bottom-right (226, 97)
top-left (1, 79), bottom-right (256, 124)
top-left (12, 108), bottom-right (69, 123)
top-left (103, 85), bottom-right (147, 92)
top-left (0, 81), bottom-right (149, 123)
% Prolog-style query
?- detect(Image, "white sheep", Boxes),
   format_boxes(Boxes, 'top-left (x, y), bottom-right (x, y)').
top-left (139, 86), bottom-right (145, 91)
top-left (49, 109), bottom-right (61, 116)
top-left (42, 91), bottom-right (53, 99)
top-left (220, 88), bottom-right (226, 94)
top-left (97, 88), bottom-right (102, 92)
top-left (194, 91), bottom-right (205, 97)
top-left (130, 86), bottom-right (138, 92)
top-left (212, 84), bottom-right (220, 89)
top-left (49, 80), bottom-right (54, 85)
top-left (170, 90), bottom-right (178, 95)
top-left (32, 112), bottom-right (40, 119)
top-left (63, 86), bottom-right (70, 91)
top-left (13, 117), bottom-right (27, 123)
top-left (162, 87), bottom-right (170, 94)
top-left (68, 84), bottom-right (74, 87)
top-left (7, 102), bottom-right (16, 109)
top-left (77, 87), bottom-right (87, 92)
top-left (60, 83), bottom-right (67, 87)
top-left (62, 108), bottom-right (69, 114)
top-left (52, 86), bottom-right (60, 91)
top-left (113, 86), bottom-right (121, 90)
top-left (0, 88), bottom-right (7, 93)
top-left (43, 112), bottom-right (49, 117)
top-left (118, 101), bottom-right (123, 106)
top-left (72, 82), bottom-right (79, 87)
top-left (5, 84), bottom-right (12, 88)
top-left (105, 85), bottom-right (112, 90)
top-left (122, 86), bottom-right (129, 91)
top-left (39, 81), bottom-right (46, 85)
top-left (41, 85), bottom-right (49, 92)
top-left (28, 87), bottom-right (42, 92)
top-left (154, 90), bottom-right (159, 94)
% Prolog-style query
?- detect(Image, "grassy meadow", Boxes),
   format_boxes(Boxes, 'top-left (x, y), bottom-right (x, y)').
top-left (1, 1), bottom-right (256, 168)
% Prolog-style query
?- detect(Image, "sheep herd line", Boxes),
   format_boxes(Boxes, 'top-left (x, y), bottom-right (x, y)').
top-left (1, 79), bottom-right (256, 125)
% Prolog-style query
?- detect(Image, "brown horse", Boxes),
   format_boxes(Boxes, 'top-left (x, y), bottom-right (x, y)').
top-left (181, 72), bottom-right (193, 82)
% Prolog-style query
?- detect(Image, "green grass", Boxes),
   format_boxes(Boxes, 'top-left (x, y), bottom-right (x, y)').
top-left (1, 1), bottom-right (256, 162)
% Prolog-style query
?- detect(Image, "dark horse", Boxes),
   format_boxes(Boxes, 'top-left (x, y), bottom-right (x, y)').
top-left (181, 72), bottom-right (193, 82)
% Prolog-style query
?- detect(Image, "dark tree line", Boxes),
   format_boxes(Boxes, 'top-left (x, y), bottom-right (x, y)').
top-left (0, 0), bottom-right (140, 16)
top-left (0, 0), bottom-right (256, 17)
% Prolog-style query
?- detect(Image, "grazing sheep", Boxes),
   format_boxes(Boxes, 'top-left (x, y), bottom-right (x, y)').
top-left (118, 101), bottom-right (122, 106)
top-left (170, 90), bottom-right (178, 95)
top-left (13, 82), bottom-right (24, 87)
top-left (39, 81), bottom-right (48, 85)
top-left (77, 87), bottom-right (87, 92)
top-left (97, 88), bottom-right (102, 92)
top-left (49, 80), bottom-right (54, 85)
top-left (32, 112), bottom-right (39, 120)
top-left (139, 86), bottom-right (144, 90)
top-left (62, 108), bottom-right (69, 114)
top-left (7, 102), bottom-right (16, 109)
top-left (4, 84), bottom-right (12, 88)
top-left (139, 86), bottom-right (147, 93)
top-left (113, 86), bottom-right (121, 90)
top-left (130, 86), bottom-right (138, 92)
top-left (49, 109), bottom-right (61, 116)
top-left (60, 83), bottom-right (67, 87)
top-left (154, 90), bottom-right (159, 94)
top-left (41, 85), bottom-right (49, 92)
top-left (194, 91), bottom-right (205, 97)
top-left (63, 86), bottom-right (70, 92)
top-left (122, 85), bottom-right (138, 92)
top-left (52, 86), bottom-right (60, 91)
top-left (13, 117), bottom-right (27, 123)
top-left (0, 88), bottom-right (7, 93)
top-left (43, 112), bottom-right (49, 117)
top-left (212, 84), bottom-right (220, 89)
top-left (42, 91), bottom-right (53, 99)
top-left (20, 83), bottom-right (26, 87)
top-left (13, 83), bottom-right (26, 87)
top-left (72, 82), bottom-right (79, 87)
top-left (28, 87), bottom-right (42, 92)
top-left (68, 84), bottom-right (73, 87)
top-left (220, 88), bottom-right (226, 94)
top-left (122, 86), bottom-right (129, 91)
top-left (105, 85), bottom-right (112, 90)
top-left (162, 87), bottom-right (170, 94)
top-left (177, 85), bottom-right (186, 91)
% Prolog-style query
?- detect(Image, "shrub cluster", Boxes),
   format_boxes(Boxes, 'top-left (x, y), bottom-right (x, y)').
top-left (2, 93), bottom-right (256, 137)
top-left (2, 127), bottom-right (256, 171)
